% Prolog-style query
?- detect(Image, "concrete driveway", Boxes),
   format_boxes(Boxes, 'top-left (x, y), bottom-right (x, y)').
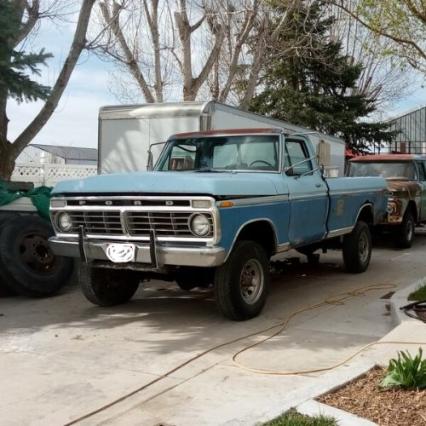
top-left (1, 231), bottom-right (426, 426)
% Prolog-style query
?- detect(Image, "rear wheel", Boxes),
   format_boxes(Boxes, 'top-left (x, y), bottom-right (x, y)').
top-left (395, 210), bottom-right (415, 248)
top-left (214, 241), bottom-right (269, 320)
top-left (80, 263), bottom-right (140, 306)
top-left (342, 221), bottom-right (372, 273)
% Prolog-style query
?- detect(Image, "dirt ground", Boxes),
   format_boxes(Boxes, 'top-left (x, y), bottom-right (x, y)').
top-left (318, 366), bottom-right (426, 426)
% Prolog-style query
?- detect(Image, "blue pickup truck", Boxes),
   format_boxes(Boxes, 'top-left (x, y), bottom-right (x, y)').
top-left (49, 129), bottom-right (388, 320)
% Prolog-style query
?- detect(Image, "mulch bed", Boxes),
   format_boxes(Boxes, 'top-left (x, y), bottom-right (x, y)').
top-left (318, 367), bottom-right (426, 426)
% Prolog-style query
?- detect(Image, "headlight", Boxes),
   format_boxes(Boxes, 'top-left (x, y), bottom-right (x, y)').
top-left (57, 212), bottom-right (72, 232)
top-left (189, 213), bottom-right (211, 237)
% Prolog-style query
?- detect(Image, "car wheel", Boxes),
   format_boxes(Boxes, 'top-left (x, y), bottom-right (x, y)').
top-left (214, 240), bottom-right (269, 321)
top-left (0, 214), bottom-right (20, 295)
top-left (80, 263), bottom-right (140, 306)
top-left (395, 210), bottom-right (415, 249)
top-left (0, 215), bottom-right (74, 297)
top-left (342, 221), bottom-right (372, 273)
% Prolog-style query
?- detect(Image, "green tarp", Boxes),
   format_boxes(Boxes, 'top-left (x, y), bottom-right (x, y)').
top-left (0, 181), bottom-right (52, 219)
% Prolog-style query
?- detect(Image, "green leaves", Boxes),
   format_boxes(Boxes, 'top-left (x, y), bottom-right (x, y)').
top-left (0, 0), bottom-right (52, 102)
top-left (247, 0), bottom-right (395, 153)
top-left (381, 348), bottom-right (426, 390)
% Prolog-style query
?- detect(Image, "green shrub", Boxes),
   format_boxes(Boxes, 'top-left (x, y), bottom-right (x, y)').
top-left (408, 283), bottom-right (426, 301)
top-left (381, 348), bottom-right (426, 390)
top-left (264, 409), bottom-right (337, 426)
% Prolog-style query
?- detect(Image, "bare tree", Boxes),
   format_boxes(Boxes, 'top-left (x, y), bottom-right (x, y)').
top-left (327, 1), bottom-right (414, 109)
top-left (328, 0), bottom-right (426, 73)
top-left (0, 0), bottom-right (97, 181)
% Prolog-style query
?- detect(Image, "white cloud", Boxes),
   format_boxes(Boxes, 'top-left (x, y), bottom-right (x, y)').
top-left (7, 90), bottom-right (114, 148)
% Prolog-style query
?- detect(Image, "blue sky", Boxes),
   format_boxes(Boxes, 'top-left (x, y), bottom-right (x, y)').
top-left (6, 12), bottom-right (426, 150)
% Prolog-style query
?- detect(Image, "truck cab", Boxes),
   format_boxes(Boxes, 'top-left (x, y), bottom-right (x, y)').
top-left (50, 129), bottom-right (388, 320)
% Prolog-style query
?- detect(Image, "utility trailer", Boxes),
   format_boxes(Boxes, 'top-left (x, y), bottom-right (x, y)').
top-left (98, 101), bottom-right (345, 177)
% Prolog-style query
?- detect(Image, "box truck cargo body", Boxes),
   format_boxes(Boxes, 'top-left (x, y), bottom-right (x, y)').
top-left (98, 101), bottom-right (345, 176)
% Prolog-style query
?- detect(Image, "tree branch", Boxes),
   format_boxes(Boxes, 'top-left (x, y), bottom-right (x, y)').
top-left (12, 0), bottom-right (97, 156)
top-left (330, 0), bottom-right (426, 60)
top-left (100, 1), bottom-right (155, 103)
top-left (14, 0), bottom-right (40, 47)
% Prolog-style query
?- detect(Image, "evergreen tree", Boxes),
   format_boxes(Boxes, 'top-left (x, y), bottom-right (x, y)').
top-left (248, 0), bottom-right (394, 152)
top-left (0, 0), bottom-right (52, 103)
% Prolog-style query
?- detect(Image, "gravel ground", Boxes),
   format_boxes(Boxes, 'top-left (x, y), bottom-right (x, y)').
top-left (318, 367), bottom-right (426, 426)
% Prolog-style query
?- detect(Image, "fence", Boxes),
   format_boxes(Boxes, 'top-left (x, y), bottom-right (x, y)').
top-left (12, 163), bottom-right (97, 186)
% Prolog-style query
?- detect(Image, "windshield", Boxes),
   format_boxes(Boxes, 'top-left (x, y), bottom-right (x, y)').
top-left (349, 161), bottom-right (416, 179)
top-left (155, 135), bottom-right (280, 172)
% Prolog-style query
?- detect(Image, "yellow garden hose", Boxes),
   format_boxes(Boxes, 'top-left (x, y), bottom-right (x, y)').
top-left (65, 283), bottom-right (426, 425)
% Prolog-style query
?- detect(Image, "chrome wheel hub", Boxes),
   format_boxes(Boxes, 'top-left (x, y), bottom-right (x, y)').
top-left (358, 232), bottom-right (369, 264)
top-left (240, 259), bottom-right (264, 304)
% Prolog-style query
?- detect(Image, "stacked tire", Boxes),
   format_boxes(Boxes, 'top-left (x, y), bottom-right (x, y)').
top-left (0, 214), bottom-right (73, 297)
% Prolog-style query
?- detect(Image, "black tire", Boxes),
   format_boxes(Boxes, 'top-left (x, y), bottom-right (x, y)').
top-left (0, 214), bottom-right (20, 295)
top-left (395, 210), bottom-right (415, 248)
top-left (0, 215), bottom-right (74, 297)
top-left (176, 279), bottom-right (197, 291)
top-left (80, 263), bottom-right (140, 307)
top-left (0, 212), bottom-right (19, 229)
top-left (175, 268), bottom-right (212, 291)
top-left (214, 240), bottom-right (269, 321)
top-left (342, 221), bottom-right (372, 273)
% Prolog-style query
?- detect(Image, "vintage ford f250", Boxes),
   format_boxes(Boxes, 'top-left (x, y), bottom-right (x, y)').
top-left (49, 129), bottom-right (388, 320)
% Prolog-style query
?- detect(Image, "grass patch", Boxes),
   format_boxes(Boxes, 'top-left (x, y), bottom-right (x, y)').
top-left (264, 409), bottom-right (337, 426)
top-left (408, 283), bottom-right (426, 301)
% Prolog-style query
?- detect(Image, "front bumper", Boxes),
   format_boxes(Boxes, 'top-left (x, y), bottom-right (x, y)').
top-left (49, 237), bottom-right (226, 268)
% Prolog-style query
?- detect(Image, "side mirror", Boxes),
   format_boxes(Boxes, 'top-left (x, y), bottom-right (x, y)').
top-left (285, 167), bottom-right (294, 176)
top-left (147, 150), bottom-right (153, 171)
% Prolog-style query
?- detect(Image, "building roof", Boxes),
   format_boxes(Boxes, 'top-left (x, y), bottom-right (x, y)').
top-left (350, 154), bottom-right (426, 162)
top-left (32, 144), bottom-right (98, 162)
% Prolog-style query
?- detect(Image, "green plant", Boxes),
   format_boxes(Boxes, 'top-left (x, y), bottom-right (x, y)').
top-left (408, 283), bottom-right (426, 301)
top-left (264, 409), bottom-right (337, 426)
top-left (381, 348), bottom-right (426, 389)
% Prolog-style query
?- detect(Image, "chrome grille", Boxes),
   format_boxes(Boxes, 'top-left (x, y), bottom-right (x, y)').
top-left (126, 212), bottom-right (213, 237)
top-left (57, 210), bottom-right (214, 239)
top-left (68, 211), bottom-right (123, 235)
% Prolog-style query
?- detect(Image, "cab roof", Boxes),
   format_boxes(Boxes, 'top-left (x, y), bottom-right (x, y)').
top-left (170, 128), bottom-right (284, 139)
top-left (350, 154), bottom-right (426, 162)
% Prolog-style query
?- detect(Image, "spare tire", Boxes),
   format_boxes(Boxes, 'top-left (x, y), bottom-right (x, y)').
top-left (0, 213), bottom-right (20, 295)
top-left (0, 212), bottom-right (19, 228)
top-left (0, 215), bottom-right (74, 297)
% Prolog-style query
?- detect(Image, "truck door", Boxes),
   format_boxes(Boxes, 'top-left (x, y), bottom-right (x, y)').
top-left (285, 138), bottom-right (328, 246)
top-left (418, 161), bottom-right (426, 221)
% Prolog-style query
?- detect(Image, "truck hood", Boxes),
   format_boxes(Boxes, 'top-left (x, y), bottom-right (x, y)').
top-left (387, 179), bottom-right (420, 197)
top-left (52, 171), bottom-right (287, 197)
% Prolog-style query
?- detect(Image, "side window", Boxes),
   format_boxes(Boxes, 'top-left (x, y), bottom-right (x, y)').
top-left (285, 140), bottom-right (312, 175)
top-left (420, 161), bottom-right (426, 181)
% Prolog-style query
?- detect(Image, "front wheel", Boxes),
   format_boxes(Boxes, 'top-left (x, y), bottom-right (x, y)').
top-left (395, 210), bottom-right (415, 248)
top-left (342, 221), bottom-right (372, 273)
top-left (214, 241), bottom-right (269, 321)
top-left (80, 264), bottom-right (140, 306)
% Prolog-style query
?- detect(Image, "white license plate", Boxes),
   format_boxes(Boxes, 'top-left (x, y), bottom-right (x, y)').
top-left (105, 243), bottom-right (136, 263)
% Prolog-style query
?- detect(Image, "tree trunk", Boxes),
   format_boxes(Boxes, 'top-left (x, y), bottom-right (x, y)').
top-left (0, 143), bottom-right (15, 182)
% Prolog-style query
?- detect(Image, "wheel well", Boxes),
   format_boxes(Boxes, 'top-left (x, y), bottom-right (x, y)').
top-left (357, 204), bottom-right (374, 225)
top-left (235, 221), bottom-right (277, 257)
top-left (406, 200), bottom-right (418, 222)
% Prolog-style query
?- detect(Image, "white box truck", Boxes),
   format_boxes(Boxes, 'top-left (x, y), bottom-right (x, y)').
top-left (98, 101), bottom-right (345, 176)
